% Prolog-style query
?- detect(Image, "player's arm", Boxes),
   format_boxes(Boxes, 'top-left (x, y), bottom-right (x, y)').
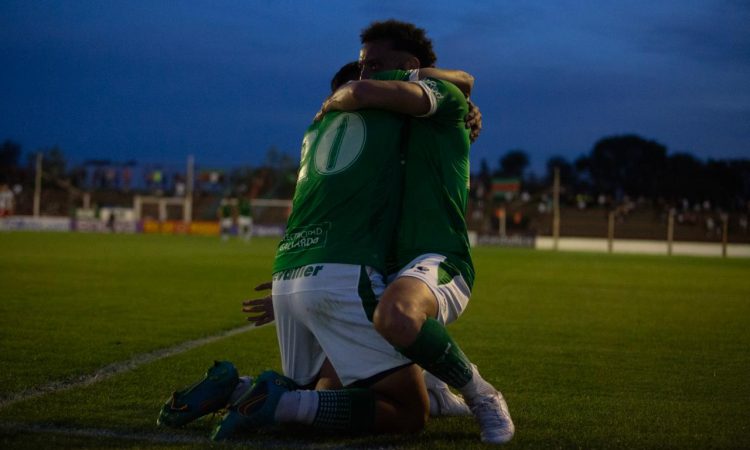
top-left (417, 68), bottom-right (474, 97)
top-left (416, 68), bottom-right (481, 142)
top-left (316, 79), bottom-right (431, 120)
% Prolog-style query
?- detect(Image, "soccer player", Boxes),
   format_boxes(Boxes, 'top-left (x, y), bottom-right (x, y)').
top-left (237, 196), bottom-right (253, 242)
top-left (159, 63), bottom-right (430, 439)
top-left (217, 196), bottom-right (234, 241)
top-left (316, 20), bottom-right (515, 444)
top-left (0, 183), bottom-right (15, 217)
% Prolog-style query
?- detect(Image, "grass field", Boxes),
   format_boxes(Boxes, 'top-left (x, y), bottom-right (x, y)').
top-left (1, 232), bottom-right (749, 449)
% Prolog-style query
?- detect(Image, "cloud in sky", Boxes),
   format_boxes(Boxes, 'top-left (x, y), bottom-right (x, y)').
top-left (1, 0), bottom-right (747, 173)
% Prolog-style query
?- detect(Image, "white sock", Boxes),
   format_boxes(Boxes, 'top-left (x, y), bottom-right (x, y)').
top-left (274, 390), bottom-right (319, 424)
top-left (423, 369), bottom-right (450, 390)
top-left (427, 390), bottom-right (441, 416)
top-left (458, 365), bottom-right (495, 402)
top-left (228, 376), bottom-right (253, 404)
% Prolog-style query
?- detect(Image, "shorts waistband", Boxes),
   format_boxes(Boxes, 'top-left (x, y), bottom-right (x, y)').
top-left (273, 264), bottom-right (327, 282)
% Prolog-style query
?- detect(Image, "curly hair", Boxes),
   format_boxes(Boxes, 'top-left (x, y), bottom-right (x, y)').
top-left (360, 19), bottom-right (437, 67)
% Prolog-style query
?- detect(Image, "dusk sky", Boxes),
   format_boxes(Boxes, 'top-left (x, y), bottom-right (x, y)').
top-left (2, 0), bottom-right (748, 175)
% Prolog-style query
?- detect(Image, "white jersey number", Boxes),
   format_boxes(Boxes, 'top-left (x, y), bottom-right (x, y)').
top-left (297, 130), bottom-right (317, 182)
top-left (314, 113), bottom-right (366, 175)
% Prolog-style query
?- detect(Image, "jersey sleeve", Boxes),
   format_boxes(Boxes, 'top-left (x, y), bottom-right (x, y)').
top-left (409, 77), bottom-right (467, 123)
top-left (370, 70), bottom-right (467, 121)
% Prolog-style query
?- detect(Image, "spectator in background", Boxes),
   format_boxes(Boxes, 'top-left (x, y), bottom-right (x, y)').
top-left (107, 211), bottom-right (116, 232)
top-left (0, 183), bottom-right (15, 216)
top-left (217, 197), bottom-right (234, 241)
top-left (237, 197), bottom-right (253, 242)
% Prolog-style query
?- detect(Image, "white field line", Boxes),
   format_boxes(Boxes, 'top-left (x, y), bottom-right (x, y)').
top-left (0, 323), bottom-right (263, 410)
top-left (0, 421), bottom-right (209, 445)
top-left (0, 421), bottom-right (355, 449)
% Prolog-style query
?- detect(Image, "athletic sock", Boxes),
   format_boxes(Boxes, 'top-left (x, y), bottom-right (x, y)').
top-left (457, 364), bottom-right (496, 402)
top-left (228, 376), bottom-right (253, 404)
top-left (315, 389), bottom-right (376, 432)
top-left (274, 390), bottom-right (319, 424)
top-left (397, 318), bottom-right (474, 390)
top-left (273, 389), bottom-right (375, 432)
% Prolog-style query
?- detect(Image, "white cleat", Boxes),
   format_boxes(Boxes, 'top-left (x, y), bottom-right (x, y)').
top-left (428, 385), bottom-right (472, 416)
top-left (468, 390), bottom-right (515, 444)
top-left (423, 371), bottom-right (471, 417)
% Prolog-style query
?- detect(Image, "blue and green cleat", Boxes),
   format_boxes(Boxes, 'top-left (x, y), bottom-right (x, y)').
top-left (157, 360), bottom-right (239, 428)
top-left (210, 370), bottom-right (297, 441)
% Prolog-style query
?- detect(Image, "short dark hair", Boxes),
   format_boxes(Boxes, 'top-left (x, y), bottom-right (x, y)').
top-left (360, 19), bottom-right (437, 67)
top-left (330, 61), bottom-right (361, 92)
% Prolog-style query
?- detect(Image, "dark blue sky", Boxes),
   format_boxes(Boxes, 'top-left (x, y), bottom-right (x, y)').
top-left (2, 0), bottom-right (748, 174)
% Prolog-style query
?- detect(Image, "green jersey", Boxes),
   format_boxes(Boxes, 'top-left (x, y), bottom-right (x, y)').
top-left (273, 108), bottom-right (405, 274)
top-left (390, 70), bottom-right (475, 288)
top-left (238, 198), bottom-right (252, 217)
top-left (220, 202), bottom-right (233, 218)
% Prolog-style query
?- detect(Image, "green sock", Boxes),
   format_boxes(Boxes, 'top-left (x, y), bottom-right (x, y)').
top-left (312, 388), bottom-right (376, 433)
top-left (397, 318), bottom-right (473, 388)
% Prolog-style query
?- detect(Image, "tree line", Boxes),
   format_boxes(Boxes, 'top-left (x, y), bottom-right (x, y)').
top-left (477, 134), bottom-right (749, 211)
top-left (2, 134), bottom-right (749, 212)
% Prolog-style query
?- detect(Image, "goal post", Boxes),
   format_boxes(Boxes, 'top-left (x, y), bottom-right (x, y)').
top-left (133, 195), bottom-right (190, 222)
top-left (243, 198), bottom-right (292, 236)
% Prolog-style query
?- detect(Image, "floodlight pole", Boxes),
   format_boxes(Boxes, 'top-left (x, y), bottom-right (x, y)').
top-left (721, 214), bottom-right (728, 258)
top-left (667, 208), bottom-right (675, 256)
top-left (552, 167), bottom-right (560, 250)
top-left (33, 153), bottom-right (42, 217)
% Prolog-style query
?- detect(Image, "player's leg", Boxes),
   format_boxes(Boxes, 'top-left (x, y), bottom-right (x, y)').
top-left (279, 264), bottom-right (428, 433)
top-left (245, 217), bottom-right (253, 242)
top-left (314, 358), bottom-right (342, 390)
top-left (372, 275), bottom-right (471, 416)
top-left (367, 363), bottom-right (428, 432)
top-left (211, 264), bottom-right (428, 439)
top-left (213, 363), bottom-right (426, 440)
top-left (279, 363), bottom-right (427, 434)
top-left (423, 369), bottom-right (471, 416)
top-left (374, 255), bottom-right (514, 444)
top-left (220, 218), bottom-right (232, 241)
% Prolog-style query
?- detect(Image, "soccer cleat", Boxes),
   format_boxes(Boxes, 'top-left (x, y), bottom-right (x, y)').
top-left (428, 385), bottom-right (472, 416)
top-left (157, 360), bottom-right (239, 428)
top-left (210, 370), bottom-right (297, 441)
top-left (468, 390), bottom-right (515, 444)
top-left (423, 371), bottom-right (471, 416)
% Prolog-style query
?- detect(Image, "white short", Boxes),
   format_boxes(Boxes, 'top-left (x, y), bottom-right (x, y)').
top-left (220, 218), bottom-right (233, 229)
top-left (390, 254), bottom-right (471, 325)
top-left (272, 263), bottom-right (411, 387)
top-left (238, 216), bottom-right (253, 228)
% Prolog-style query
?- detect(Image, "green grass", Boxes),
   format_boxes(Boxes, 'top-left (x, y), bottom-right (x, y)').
top-left (1, 232), bottom-right (749, 448)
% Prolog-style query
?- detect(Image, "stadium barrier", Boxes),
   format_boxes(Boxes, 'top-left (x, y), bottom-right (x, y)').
top-left (476, 234), bottom-right (535, 248)
top-left (0, 216), bottom-right (70, 232)
top-left (4, 216), bottom-right (748, 257)
top-left (535, 236), bottom-right (750, 258)
top-left (74, 218), bottom-right (138, 233)
top-left (141, 219), bottom-right (218, 236)
top-left (0, 216), bottom-right (285, 237)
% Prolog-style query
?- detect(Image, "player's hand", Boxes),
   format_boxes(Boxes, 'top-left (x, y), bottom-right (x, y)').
top-left (314, 95), bottom-right (334, 122)
top-left (465, 99), bottom-right (482, 143)
top-left (243, 281), bottom-right (274, 327)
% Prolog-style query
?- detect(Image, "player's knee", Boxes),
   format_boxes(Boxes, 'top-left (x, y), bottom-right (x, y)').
top-left (373, 298), bottom-right (419, 345)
